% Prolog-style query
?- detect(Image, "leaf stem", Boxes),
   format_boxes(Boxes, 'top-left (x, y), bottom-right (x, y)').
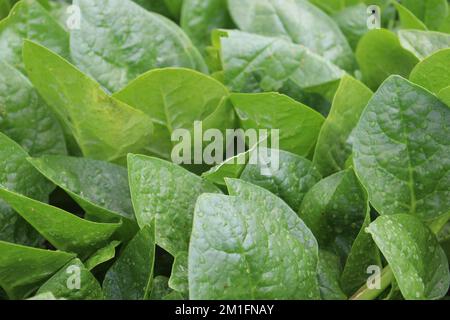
top-left (350, 215), bottom-right (449, 300)
top-left (350, 266), bottom-right (394, 300)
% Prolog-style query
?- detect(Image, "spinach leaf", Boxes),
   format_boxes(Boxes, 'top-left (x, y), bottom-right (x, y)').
top-left (103, 223), bottom-right (155, 300)
top-left (28, 156), bottom-right (137, 240)
top-left (240, 148), bottom-right (322, 210)
top-left (1, 0), bottom-right (450, 302)
top-left (400, 0), bottom-right (448, 30)
top-left (299, 169), bottom-right (367, 260)
top-left (332, 4), bottom-right (369, 50)
top-left (227, 0), bottom-right (355, 72)
top-left (214, 29), bottom-right (344, 93)
top-left (114, 68), bottom-right (234, 160)
top-left (399, 30), bottom-right (450, 60)
top-left (44, 0), bottom-right (70, 30)
top-left (0, 0), bottom-right (69, 70)
top-left (300, 168), bottom-right (380, 294)
top-left (133, 0), bottom-right (180, 20)
top-left (439, 14), bottom-right (450, 33)
top-left (23, 40), bottom-right (154, 164)
top-left (313, 75), bottom-right (373, 177)
top-left (317, 250), bottom-right (347, 300)
top-left (0, 187), bottom-right (121, 257)
top-left (393, 1), bottom-right (428, 30)
top-left (37, 258), bottom-right (103, 300)
top-left (27, 292), bottom-right (58, 300)
top-left (181, 0), bottom-right (233, 54)
top-left (230, 92), bottom-right (325, 157)
top-left (340, 210), bottom-right (381, 295)
top-left (0, 0), bottom-right (12, 20)
top-left (202, 136), bottom-right (268, 186)
top-left (70, 0), bottom-right (207, 92)
top-left (409, 48), bottom-right (450, 94)
top-left (353, 75), bottom-right (450, 221)
top-left (202, 149), bottom-right (250, 186)
top-left (149, 276), bottom-right (172, 300)
top-left (356, 29), bottom-right (419, 90)
top-left (128, 154), bottom-right (221, 256)
top-left (0, 241), bottom-right (74, 299)
top-left (85, 241), bottom-right (121, 271)
top-left (367, 214), bottom-right (450, 300)
top-left (439, 86), bottom-right (450, 106)
top-left (0, 132), bottom-right (53, 246)
top-left (149, 275), bottom-right (186, 300)
top-left (308, 0), bottom-right (360, 14)
top-left (0, 61), bottom-right (66, 156)
top-left (189, 181), bottom-right (320, 299)
top-left (168, 251), bottom-right (188, 296)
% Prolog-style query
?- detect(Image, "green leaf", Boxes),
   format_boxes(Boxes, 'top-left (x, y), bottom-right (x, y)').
top-left (70, 0), bottom-right (207, 92)
top-left (230, 92), bottom-right (325, 157)
top-left (308, 0), bottom-right (360, 14)
top-left (410, 48), bottom-right (450, 94)
top-left (27, 292), bottom-right (58, 300)
top-left (367, 214), bottom-right (450, 300)
top-left (0, 241), bottom-right (74, 299)
top-left (202, 137), bottom-right (267, 186)
top-left (168, 251), bottom-right (188, 296)
top-left (214, 29), bottom-right (344, 93)
top-left (164, 0), bottom-right (183, 18)
top-left (353, 76), bottom-right (450, 221)
top-left (134, 0), bottom-right (183, 20)
top-left (400, 0), bottom-right (449, 30)
top-left (299, 169), bottom-right (368, 260)
top-left (0, 187), bottom-right (121, 257)
top-left (393, 2), bottom-right (428, 30)
top-left (37, 258), bottom-right (103, 300)
top-left (399, 30), bottom-right (450, 60)
top-left (313, 75), bottom-right (373, 177)
top-left (0, 0), bottom-right (12, 20)
top-left (240, 148), bottom-right (322, 210)
top-left (128, 154), bottom-right (221, 256)
top-left (438, 14), bottom-right (450, 33)
top-left (113, 68), bottom-right (233, 160)
top-left (45, 0), bottom-right (70, 31)
top-left (356, 29), bottom-right (419, 90)
top-left (22, 40), bottom-right (154, 164)
top-left (149, 276), bottom-right (172, 300)
top-left (438, 222), bottom-right (450, 261)
top-left (332, 4), bottom-right (369, 50)
top-left (103, 223), bottom-right (156, 300)
top-left (0, 132), bottom-right (53, 246)
top-left (133, 0), bottom-right (175, 19)
top-left (189, 181), bottom-right (320, 299)
top-left (227, 0), bottom-right (355, 72)
top-left (180, 0), bottom-right (233, 54)
top-left (85, 241), bottom-right (121, 271)
top-left (438, 86), bottom-right (450, 106)
top-left (163, 290), bottom-right (186, 300)
top-left (0, 0), bottom-right (69, 70)
top-left (340, 210), bottom-right (381, 295)
top-left (28, 156), bottom-right (138, 240)
top-left (202, 150), bottom-right (249, 186)
top-left (0, 61), bottom-right (66, 156)
top-left (317, 250), bottom-right (347, 300)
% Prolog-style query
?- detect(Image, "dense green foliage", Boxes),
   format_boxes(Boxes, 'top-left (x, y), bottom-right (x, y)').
top-left (0, 0), bottom-right (449, 301)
